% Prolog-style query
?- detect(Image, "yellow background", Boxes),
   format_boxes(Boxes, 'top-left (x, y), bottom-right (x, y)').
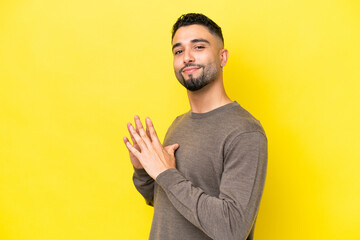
top-left (1, 0), bottom-right (359, 239)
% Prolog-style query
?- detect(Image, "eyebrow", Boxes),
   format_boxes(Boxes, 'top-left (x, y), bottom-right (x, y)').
top-left (172, 38), bottom-right (210, 50)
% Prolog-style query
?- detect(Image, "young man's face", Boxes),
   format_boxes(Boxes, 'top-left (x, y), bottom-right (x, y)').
top-left (172, 24), bottom-right (224, 91)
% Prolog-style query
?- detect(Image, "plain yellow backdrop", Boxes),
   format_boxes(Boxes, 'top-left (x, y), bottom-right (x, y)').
top-left (1, 0), bottom-right (359, 239)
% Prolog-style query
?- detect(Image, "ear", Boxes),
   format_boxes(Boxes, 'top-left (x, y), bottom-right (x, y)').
top-left (220, 49), bottom-right (229, 68)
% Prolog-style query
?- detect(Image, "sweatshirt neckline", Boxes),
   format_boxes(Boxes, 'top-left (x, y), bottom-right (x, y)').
top-left (189, 101), bottom-right (239, 119)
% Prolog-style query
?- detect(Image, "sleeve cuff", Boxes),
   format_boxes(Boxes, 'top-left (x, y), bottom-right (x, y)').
top-left (155, 168), bottom-right (186, 191)
top-left (133, 167), bottom-right (150, 178)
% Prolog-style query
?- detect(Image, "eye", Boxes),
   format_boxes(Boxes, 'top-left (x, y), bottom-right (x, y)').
top-left (174, 49), bottom-right (183, 55)
top-left (195, 45), bottom-right (205, 50)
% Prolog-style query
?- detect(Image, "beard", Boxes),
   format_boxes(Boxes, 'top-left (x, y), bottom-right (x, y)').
top-left (175, 63), bottom-right (220, 91)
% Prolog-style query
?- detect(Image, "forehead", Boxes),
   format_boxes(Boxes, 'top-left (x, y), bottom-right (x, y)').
top-left (172, 24), bottom-right (218, 45)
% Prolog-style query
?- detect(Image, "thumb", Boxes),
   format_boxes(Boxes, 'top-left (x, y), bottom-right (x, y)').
top-left (172, 143), bottom-right (180, 151)
top-left (165, 143), bottom-right (180, 155)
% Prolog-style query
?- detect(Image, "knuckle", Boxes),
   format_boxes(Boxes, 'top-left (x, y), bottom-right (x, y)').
top-left (140, 130), bottom-right (147, 137)
top-left (137, 138), bottom-right (144, 144)
top-left (150, 129), bottom-right (157, 136)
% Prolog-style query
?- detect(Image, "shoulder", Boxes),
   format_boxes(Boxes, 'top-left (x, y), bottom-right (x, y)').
top-left (217, 103), bottom-right (267, 159)
top-left (221, 102), bottom-right (266, 137)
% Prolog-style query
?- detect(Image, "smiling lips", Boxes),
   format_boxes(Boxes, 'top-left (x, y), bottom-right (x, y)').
top-left (182, 66), bottom-right (201, 74)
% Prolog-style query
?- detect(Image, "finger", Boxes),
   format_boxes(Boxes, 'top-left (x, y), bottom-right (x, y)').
top-left (134, 116), bottom-right (153, 147)
top-left (144, 117), bottom-right (165, 157)
top-left (123, 136), bottom-right (138, 149)
top-left (123, 136), bottom-right (129, 144)
top-left (123, 136), bottom-right (135, 151)
top-left (172, 143), bottom-right (180, 151)
top-left (127, 122), bottom-right (138, 146)
top-left (145, 117), bottom-right (162, 146)
top-left (146, 125), bottom-right (151, 141)
top-left (125, 138), bottom-right (141, 159)
top-left (164, 143), bottom-right (180, 155)
top-left (129, 123), bottom-right (148, 150)
top-left (123, 136), bottom-right (136, 155)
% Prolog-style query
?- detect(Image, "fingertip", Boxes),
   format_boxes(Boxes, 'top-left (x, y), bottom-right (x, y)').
top-left (124, 137), bottom-right (131, 145)
top-left (146, 117), bottom-right (153, 125)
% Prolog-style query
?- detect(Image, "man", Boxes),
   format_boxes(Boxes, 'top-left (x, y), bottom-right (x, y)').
top-left (123, 13), bottom-right (267, 240)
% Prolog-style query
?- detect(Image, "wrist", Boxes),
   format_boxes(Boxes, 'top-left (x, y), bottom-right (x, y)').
top-left (152, 166), bottom-right (175, 180)
top-left (133, 164), bottom-right (144, 170)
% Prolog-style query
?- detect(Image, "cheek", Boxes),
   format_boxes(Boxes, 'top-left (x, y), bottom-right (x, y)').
top-left (173, 59), bottom-right (182, 71)
top-left (197, 52), bottom-right (213, 64)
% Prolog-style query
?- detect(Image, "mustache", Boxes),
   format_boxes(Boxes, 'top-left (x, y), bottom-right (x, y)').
top-left (180, 63), bottom-right (205, 73)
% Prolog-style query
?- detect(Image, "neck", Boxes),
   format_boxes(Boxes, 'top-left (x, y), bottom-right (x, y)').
top-left (187, 76), bottom-right (232, 113)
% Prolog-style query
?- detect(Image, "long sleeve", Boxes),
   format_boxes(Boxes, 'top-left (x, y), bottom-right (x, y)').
top-left (155, 131), bottom-right (267, 240)
top-left (133, 167), bottom-right (155, 206)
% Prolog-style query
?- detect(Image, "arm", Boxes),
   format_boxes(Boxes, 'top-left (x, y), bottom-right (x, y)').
top-left (133, 167), bottom-right (155, 206)
top-left (155, 132), bottom-right (267, 240)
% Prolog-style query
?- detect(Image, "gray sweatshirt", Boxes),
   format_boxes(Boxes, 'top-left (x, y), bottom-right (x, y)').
top-left (133, 101), bottom-right (268, 240)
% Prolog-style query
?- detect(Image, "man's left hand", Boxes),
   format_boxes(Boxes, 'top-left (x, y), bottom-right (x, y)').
top-left (124, 115), bottom-right (179, 179)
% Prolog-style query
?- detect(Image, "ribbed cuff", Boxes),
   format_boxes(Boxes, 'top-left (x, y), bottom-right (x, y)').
top-left (155, 168), bottom-right (185, 190)
top-left (133, 167), bottom-right (149, 178)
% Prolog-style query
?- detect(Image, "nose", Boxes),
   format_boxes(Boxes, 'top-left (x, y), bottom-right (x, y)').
top-left (183, 49), bottom-right (194, 64)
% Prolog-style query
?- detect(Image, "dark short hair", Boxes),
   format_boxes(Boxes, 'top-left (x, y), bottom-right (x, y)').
top-left (172, 13), bottom-right (224, 45)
